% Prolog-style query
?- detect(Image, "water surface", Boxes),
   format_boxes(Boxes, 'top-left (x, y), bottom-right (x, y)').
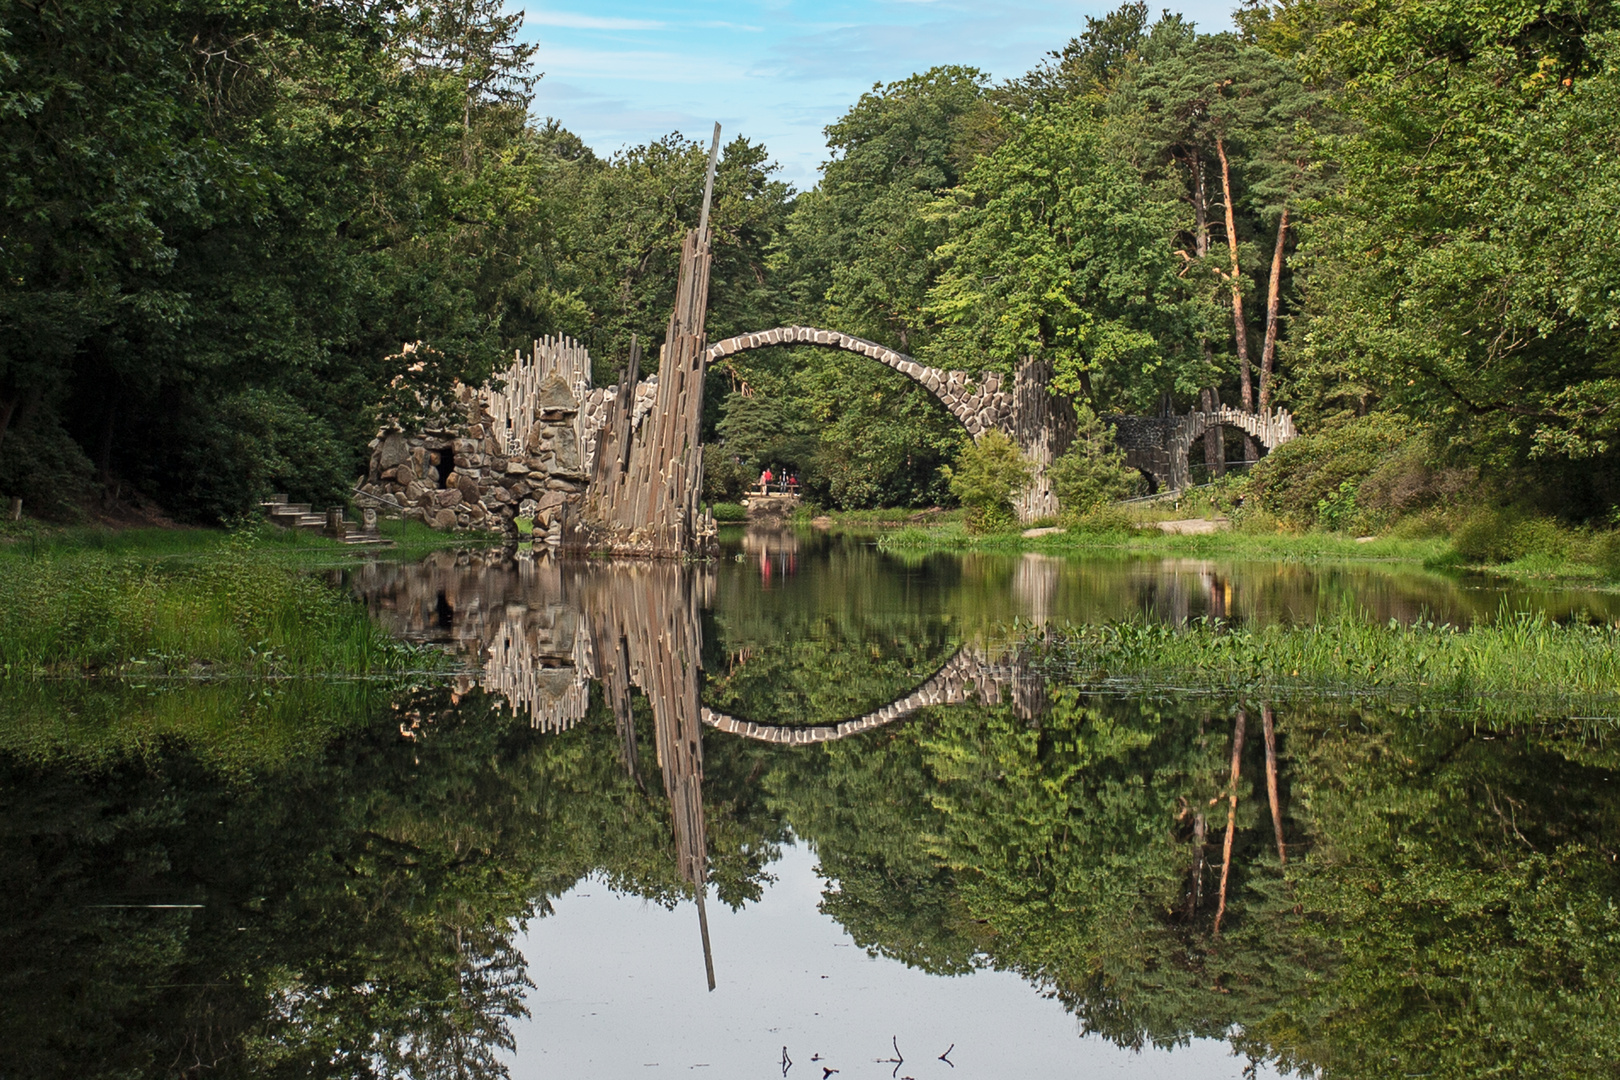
top-left (3, 531), bottom-right (1617, 1078)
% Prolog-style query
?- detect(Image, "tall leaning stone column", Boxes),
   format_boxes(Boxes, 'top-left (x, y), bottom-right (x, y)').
top-left (1006, 357), bottom-right (1078, 524)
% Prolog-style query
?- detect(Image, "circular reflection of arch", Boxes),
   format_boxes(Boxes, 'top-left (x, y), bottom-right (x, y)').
top-left (701, 646), bottom-right (1030, 744)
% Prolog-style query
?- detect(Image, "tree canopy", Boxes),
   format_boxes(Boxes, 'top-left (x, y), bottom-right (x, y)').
top-left (6, 0), bottom-right (1620, 519)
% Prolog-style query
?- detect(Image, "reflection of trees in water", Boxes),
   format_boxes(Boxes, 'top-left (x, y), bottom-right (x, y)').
top-left (16, 541), bottom-right (1619, 1077)
top-left (771, 692), bottom-right (1620, 1076)
top-left (0, 681), bottom-right (792, 1079)
top-left (8, 674), bottom-right (1619, 1077)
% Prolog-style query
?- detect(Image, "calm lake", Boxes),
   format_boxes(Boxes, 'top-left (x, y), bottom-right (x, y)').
top-left (4, 529), bottom-right (1617, 1078)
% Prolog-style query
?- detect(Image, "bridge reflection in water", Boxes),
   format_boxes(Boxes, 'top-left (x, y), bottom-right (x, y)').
top-left (350, 549), bottom-right (1039, 991)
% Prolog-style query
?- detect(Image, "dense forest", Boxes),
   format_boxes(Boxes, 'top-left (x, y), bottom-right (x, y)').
top-left (4, 0), bottom-right (1619, 523)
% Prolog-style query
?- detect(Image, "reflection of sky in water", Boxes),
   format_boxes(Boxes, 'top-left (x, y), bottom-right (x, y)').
top-left (515, 841), bottom-right (1274, 1079)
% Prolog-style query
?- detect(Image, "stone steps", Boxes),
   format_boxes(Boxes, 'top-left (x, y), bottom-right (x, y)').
top-left (261, 495), bottom-right (391, 546)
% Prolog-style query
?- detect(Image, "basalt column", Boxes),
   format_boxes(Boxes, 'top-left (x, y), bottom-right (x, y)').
top-left (573, 228), bottom-right (714, 557)
top-left (1007, 357), bottom-right (1077, 524)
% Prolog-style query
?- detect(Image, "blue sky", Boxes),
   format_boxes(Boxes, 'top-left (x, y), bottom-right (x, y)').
top-left (522, 0), bottom-right (1237, 190)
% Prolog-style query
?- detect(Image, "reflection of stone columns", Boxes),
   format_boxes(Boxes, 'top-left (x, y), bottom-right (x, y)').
top-left (1013, 553), bottom-right (1060, 629)
top-left (574, 563), bottom-right (715, 990)
top-left (353, 554), bottom-right (718, 989)
top-left (570, 565), bottom-right (713, 891)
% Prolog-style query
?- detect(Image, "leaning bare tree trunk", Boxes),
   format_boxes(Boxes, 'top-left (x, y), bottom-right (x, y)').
top-left (1262, 704), bottom-right (1285, 864)
top-left (1213, 708), bottom-right (1246, 937)
top-left (1216, 136), bottom-right (1258, 464)
top-left (1258, 205), bottom-right (1289, 415)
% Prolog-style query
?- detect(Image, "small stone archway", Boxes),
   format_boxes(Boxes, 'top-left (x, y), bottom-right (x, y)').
top-left (1107, 405), bottom-right (1298, 493)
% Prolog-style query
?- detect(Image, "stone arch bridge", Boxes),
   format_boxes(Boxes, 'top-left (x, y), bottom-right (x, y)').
top-left (700, 645), bottom-right (1043, 745)
top-left (1108, 405), bottom-right (1299, 493)
top-left (706, 326), bottom-right (1075, 519)
top-left (706, 326), bottom-right (1013, 438)
top-left (706, 325), bottom-right (1300, 509)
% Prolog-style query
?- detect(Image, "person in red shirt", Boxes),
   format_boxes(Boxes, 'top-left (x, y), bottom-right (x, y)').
top-left (759, 467), bottom-right (773, 495)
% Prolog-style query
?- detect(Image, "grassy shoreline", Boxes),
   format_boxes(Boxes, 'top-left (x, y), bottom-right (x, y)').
top-left (0, 521), bottom-right (484, 680)
top-left (1034, 610), bottom-right (1620, 719)
top-left (862, 515), bottom-right (1620, 589)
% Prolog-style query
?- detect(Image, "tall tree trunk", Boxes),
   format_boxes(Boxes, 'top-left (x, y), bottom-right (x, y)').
top-left (1192, 151), bottom-right (1209, 259)
top-left (1191, 150), bottom-right (1225, 476)
top-left (1214, 708), bottom-right (1246, 937)
top-left (1262, 704), bottom-right (1285, 864)
top-left (1216, 136), bottom-right (1251, 408)
top-left (1258, 205), bottom-right (1290, 415)
top-left (1187, 811), bottom-right (1207, 915)
top-left (1216, 136), bottom-right (1259, 463)
top-left (1201, 385), bottom-right (1224, 478)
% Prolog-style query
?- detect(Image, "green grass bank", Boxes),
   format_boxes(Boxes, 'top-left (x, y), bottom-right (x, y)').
top-left (0, 524), bottom-right (473, 679)
top-left (1037, 608), bottom-right (1620, 719)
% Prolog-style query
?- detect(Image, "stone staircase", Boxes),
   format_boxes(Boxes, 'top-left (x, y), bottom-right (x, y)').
top-left (261, 495), bottom-right (390, 546)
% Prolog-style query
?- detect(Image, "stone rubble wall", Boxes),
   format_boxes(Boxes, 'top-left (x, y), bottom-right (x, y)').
top-left (361, 335), bottom-right (659, 536)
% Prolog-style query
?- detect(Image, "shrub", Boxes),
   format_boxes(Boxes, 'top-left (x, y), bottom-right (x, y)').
top-left (1049, 405), bottom-right (1138, 520)
top-left (1067, 504), bottom-right (1137, 534)
top-left (941, 430), bottom-right (1032, 533)
top-left (710, 502), bottom-right (747, 523)
top-left (1247, 413), bottom-right (1456, 532)
top-left (702, 448), bottom-right (750, 503)
top-left (1453, 507), bottom-right (1575, 564)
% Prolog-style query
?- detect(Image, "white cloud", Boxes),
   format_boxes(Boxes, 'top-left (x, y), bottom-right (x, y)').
top-left (525, 11), bottom-right (665, 30)
top-left (534, 44), bottom-right (749, 83)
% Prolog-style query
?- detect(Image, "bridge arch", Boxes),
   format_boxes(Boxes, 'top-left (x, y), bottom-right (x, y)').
top-left (705, 326), bottom-right (1011, 438)
top-left (700, 646), bottom-right (1036, 744)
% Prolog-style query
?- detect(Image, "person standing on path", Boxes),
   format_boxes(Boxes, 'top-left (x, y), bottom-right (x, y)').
top-left (759, 467), bottom-right (773, 496)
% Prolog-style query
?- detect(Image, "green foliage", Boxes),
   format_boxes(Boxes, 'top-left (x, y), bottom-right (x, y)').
top-left (925, 99), bottom-right (1203, 408)
top-left (0, 0), bottom-right (795, 522)
top-left (709, 501), bottom-right (747, 523)
top-left (701, 449), bottom-right (750, 504)
top-left (1246, 413), bottom-right (1426, 531)
top-left (941, 430), bottom-right (1032, 532)
top-left (0, 532), bottom-right (428, 677)
top-left (0, 405), bottom-right (95, 520)
top-left (1288, 1), bottom-right (1620, 515)
top-left (714, 394), bottom-right (815, 475)
top-left (776, 66), bottom-right (996, 349)
top-left (1049, 405), bottom-right (1139, 517)
top-left (763, 67), bottom-right (990, 509)
top-left (795, 354), bottom-right (966, 509)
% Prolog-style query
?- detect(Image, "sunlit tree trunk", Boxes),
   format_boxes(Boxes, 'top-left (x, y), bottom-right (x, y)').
top-left (1214, 708), bottom-right (1246, 936)
top-left (1263, 704), bottom-right (1285, 863)
top-left (1258, 205), bottom-right (1289, 415)
top-left (1216, 136), bottom-right (1258, 463)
